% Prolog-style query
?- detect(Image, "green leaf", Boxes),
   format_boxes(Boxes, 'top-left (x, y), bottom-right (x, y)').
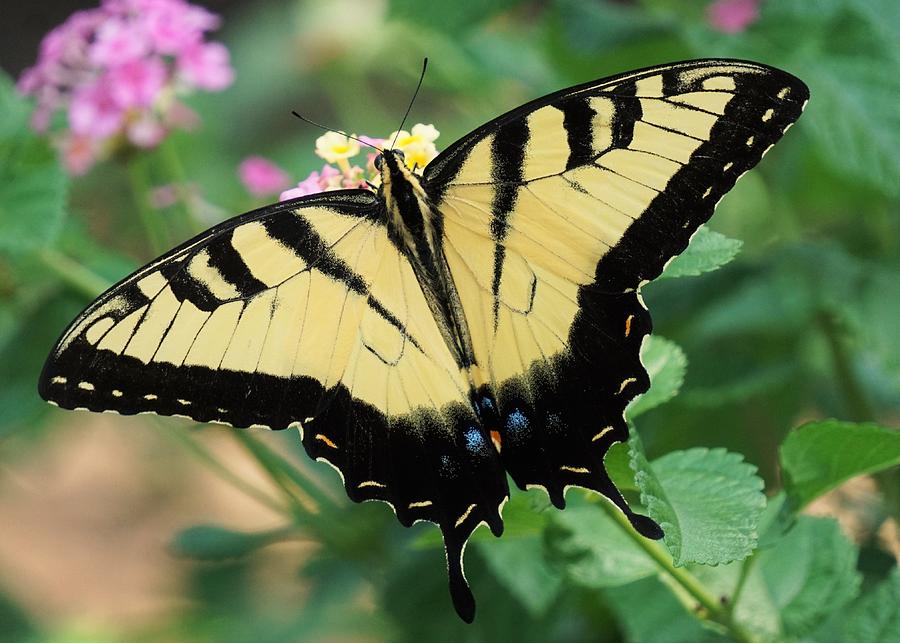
top-left (629, 433), bottom-right (766, 566)
top-left (627, 336), bottom-right (687, 418)
top-left (653, 449), bottom-right (766, 566)
top-left (628, 428), bottom-right (676, 537)
top-left (470, 489), bottom-right (559, 616)
top-left (0, 73), bottom-right (67, 253)
top-left (602, 575), bottom-right (727, 643)
top-left (658, 227), bottom-right (743, 280)
top-left (801, 55), bottom-right (900, 197)
top-left (169, 524), bottom-right (289, 561)
top-left (604, 441), bottom-right (638, 492)
top-left (477, 534), bottom-right (562, 617)
top-left (755, 492), bottom-right (793, 550)
top-left (754, 516), bottom-right (861, 636)
top-left (839, 566), bottom-right (900, 642)
top-left (780, 420), bottom-right (900, 510)
top-left (551, 501), bottom-right (657, 589)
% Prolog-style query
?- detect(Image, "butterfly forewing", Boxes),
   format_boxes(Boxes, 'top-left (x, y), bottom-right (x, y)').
top-left (426, 58), bottom-right (808, 527)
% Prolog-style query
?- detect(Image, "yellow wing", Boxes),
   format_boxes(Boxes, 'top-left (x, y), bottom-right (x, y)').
top-left (424, 60), bottom-right (808, 509)
top-left (40, 191), bottom-right (507, 547)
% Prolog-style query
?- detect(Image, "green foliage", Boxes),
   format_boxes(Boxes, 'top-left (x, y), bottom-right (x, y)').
top-left (754, 516), bottom-right (862, 636)
top-left (659, 227), bottom-right (743, 281)
top-left (653, 449), bottom-right (765, 566)
top-left (170, 524), bottom-right (291, 561)
top-left (0, 74), bottom-right (67, 253)
top-left (630, 432), bottom-right (766, 566)
top-left (553, 0), bottom-right (673, 57)
top-left (388, 0), bottom-right (522, 34)
top-left (602, 575), bottom-right (724, 643)
top-left (838, 566), bottom-right (900, 642)
top-left (477, 530), bottom-right (561, 616)
top-left (681, 0), bottom-right (900, 196)
top-left (552, 500), bottom-right (657, 588)
top-left (781, 420), bottom-right (900, 510)
top-left (628, 335), bottom-right (687, 418)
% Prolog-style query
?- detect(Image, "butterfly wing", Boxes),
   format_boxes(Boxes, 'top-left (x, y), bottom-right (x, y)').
top-left (39, 190), bottom-right (509, 619)
top-left (425, 59), bottom-right (808, 518)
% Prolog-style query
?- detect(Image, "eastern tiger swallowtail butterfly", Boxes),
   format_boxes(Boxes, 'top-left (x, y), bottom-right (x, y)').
top-left (40, 59), bottom-right (808, 622)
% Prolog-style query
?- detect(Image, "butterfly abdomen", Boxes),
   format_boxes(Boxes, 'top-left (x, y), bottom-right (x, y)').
top-left (380, 149), bottom-right (478, 371)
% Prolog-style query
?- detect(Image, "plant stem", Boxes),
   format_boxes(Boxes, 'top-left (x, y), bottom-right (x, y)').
top-left (599, 500), bottom-right (759, 643)
top-left (36, 247), bottom-right (109, 299)
top-left (817, 309), bottom-right (874, 422)
top-left (729, 550), bottom-right (758, 618)
top-left (159, 140), bottom-right (200, 233)
top-left (126, 157), bottom-right (166, 256)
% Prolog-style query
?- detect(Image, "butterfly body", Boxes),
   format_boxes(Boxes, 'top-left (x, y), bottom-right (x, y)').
top-left (379, 148), bottom-right (478, 372)
top-left (39, 60), bottom-right (808, 622)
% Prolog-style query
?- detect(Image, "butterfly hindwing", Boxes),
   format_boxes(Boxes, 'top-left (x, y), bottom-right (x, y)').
top-left (426, 59), bottom-right (808, 521)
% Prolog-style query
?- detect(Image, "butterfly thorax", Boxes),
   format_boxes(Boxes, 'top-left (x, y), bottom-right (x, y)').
top-left (378, 150), bottom-right (478, 373)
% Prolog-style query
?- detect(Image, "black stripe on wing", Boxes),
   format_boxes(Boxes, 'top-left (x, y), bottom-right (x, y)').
top-left (489, 118), bottom-right (529, 331)
top-left (558, 95), bottom-right (595, 169)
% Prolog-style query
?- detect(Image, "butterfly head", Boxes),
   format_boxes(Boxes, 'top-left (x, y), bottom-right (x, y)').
top-left (375, 148), bottom-right (418, 202)
top-left (373, 148), bottom-right (405, 174)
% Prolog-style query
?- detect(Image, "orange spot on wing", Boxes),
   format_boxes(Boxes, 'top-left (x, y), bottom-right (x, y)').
top-left (315, 433), bottom-right (338, 449)
top-left (625, 314), bottom-right (635, 337)
top-left (490, 430), bottom-right (502, 452)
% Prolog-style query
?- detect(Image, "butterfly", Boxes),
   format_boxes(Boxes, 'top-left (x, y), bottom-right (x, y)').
top-left (40, 59), bottom-right (808, 622)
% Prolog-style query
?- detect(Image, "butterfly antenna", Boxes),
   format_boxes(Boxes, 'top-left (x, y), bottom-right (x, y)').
top-left (390, 57), bottom-right (428, 150)
top-left (290, 111), bottom-right (383, 152)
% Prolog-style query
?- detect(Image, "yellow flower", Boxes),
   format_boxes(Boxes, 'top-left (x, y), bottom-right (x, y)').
top-left (386, 123), bottom-right (440, 171)
top-left (315, 131), bottom-right (360, 164)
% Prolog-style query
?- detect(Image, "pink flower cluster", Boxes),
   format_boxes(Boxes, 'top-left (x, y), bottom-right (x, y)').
top-left (238, 139), bottom-right (381, 201)
top-left (279, 163), bottom-right (371, 201)
top-left (18, 0), bottom-right (234, 175)
top-left (239, 127), bottom-right (442, 202)
top-left (706, 0), bottom-right (760, 34)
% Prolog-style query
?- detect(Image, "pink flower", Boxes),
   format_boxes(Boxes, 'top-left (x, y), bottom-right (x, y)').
top-left (341, 166), bottom-right (367, 189)
top-left (177, 42), bottom-right (234, 90)
top-left (88, 18), bottom-right (149, 66)
top-left (69, 79), bottom-right (124, 138)
top-left (707, 0), bottom-right (760, 34)
top-left (280, 171), bottom-right (324, 201)
top-left (18, 0), bottom-right (233, 175)
top-left (239, 156), bottom-right (291, 197)
top-left (143, 0), bottom-right (219, 54)
top-left (107, 58), bottom-right (167, 107)
top-left (358, 135), bottom-right (385, 151)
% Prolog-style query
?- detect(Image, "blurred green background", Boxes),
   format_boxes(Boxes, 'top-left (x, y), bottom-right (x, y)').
top-left (1, 1), bottom-right (899, 641)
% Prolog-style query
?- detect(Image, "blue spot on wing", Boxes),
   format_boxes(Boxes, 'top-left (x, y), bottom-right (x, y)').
top-left (506, 409), bottom-right (529, 436)
top-left (465, 427), bottom-right (486, 452)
